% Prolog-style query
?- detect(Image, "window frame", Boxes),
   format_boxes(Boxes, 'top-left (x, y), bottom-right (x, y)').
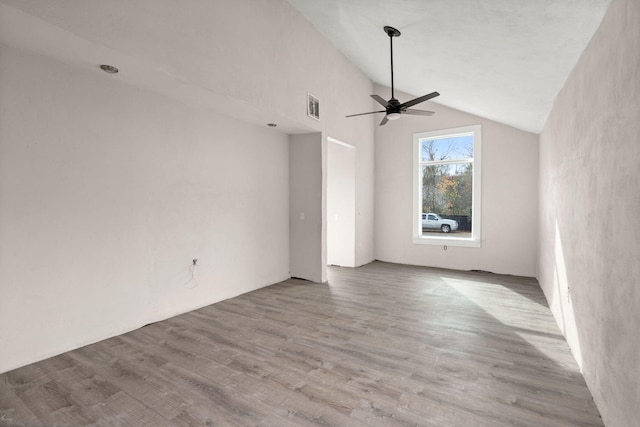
top-left (412, 124), bottom-right (482, 247)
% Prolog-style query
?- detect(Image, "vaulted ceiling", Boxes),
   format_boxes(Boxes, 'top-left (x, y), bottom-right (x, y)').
top-left (286, 0), bottom-right (612, 133)
top-left (0, 0), bottom-right (611, 134)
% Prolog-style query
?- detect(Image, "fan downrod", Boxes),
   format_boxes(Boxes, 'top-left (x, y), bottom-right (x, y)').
top-left (384, 26), bottom-right (401, 100)
top-left (345, 24), bottom-right (439, 126)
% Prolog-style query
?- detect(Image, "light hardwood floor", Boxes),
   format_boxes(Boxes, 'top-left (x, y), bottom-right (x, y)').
top-left (0, 261), bottom-right (603, 426)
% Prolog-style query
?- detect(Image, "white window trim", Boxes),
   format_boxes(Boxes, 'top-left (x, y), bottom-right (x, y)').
top-left (412, 124), bottom-right (482, 247)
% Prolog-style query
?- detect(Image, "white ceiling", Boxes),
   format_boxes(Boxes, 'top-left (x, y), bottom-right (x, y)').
top-left (286, 0), bottom-right (611, 133)
top-left (0, 0), bottom-right (611, 135)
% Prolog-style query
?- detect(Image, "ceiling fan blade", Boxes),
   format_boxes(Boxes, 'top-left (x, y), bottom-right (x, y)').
top-left (398, 91), bottom-right (440, 109)
top-left (379, 115), bottom-right (389, 126)
top-left (370, 94), bottom-right (389, 107)
top-left (346, 110), bottom-right (386, 118)
top-left (404, 109), bottom-right (435, 116)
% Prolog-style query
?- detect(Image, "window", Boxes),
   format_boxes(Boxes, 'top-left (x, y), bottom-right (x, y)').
top-left (413, 125), bottom-right (481, 247)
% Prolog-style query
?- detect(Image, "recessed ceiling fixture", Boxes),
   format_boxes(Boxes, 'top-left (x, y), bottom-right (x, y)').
top-left (346, 26), bottom-right (439, 126)
top-left (99, 64), bottom-right (119, 74)
top-left (267, 123), bottom-right (277, 127)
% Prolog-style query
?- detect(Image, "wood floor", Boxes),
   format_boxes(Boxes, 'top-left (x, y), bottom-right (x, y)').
top-left (0, 261), bottom-right (603, 426)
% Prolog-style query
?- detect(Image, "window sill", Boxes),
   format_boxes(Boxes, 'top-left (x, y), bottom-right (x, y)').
top-left (412, 235), bottom-right (481, 247)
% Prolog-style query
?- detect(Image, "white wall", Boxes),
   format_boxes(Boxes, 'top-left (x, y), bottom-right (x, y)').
top-left (0, 45), bottom-right (290, 373)
top-left (375, 85), bottom-right (539, 276)
top-left (289, 133), bottom-right (324, 282)
top-left (0, 0), bottom-right (377, 277)
top-left (538, 0), bottom-right (640, 424)
top-left (0, 0), bottom-right (376, 372)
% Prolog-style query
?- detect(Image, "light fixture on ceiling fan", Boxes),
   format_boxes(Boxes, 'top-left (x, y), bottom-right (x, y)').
top-left (346, 26), bottom-right (440, 126)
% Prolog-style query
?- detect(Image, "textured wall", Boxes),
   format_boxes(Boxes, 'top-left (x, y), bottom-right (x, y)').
top-left (375, 85), bottom-right (539, 277)
top-left (538, 0), bottom-right (640, 424)
top-left (289, 133), bottom-right (324, 282)
top-left (0, 0), bottom-right (376, 372)
top-left (0, 45), bottom-right (290, 373)
top-left (0, 0), bottom-right (376, 280)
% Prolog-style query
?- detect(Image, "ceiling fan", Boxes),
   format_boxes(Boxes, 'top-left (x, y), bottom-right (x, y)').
top-left (346, 26), bottom-right (440, 126)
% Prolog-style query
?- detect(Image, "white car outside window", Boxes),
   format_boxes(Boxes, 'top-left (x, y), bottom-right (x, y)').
top-left (421, 213), bottom-right (459, 233)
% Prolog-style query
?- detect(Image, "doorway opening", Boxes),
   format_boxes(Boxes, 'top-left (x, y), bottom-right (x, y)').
top-left (327, 137), bottom-right (356, 267)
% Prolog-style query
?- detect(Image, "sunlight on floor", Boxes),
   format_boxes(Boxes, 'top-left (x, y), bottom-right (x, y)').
top-left (442, 276), bottom-right (578, 368)
top-left (442, 277), bottom-right (542, 327)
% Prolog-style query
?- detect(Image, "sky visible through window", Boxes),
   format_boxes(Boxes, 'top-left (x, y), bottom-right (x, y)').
top-left (421, 135), bottom-right (473, 163)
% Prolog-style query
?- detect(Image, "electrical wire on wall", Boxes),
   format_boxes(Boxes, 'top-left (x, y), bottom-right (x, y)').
top-left (184, 258), bottom-right (200, 289)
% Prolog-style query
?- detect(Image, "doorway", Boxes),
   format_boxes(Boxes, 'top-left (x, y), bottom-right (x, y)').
top-left (327, 137), bottom-right (356, 267)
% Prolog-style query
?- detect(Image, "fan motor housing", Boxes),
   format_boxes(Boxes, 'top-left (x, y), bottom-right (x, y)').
top-left (383, 26), bottom-right (401, 37)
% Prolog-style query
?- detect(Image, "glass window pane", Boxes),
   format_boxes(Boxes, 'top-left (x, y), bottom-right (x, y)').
top-left (421, 163), bottom-right (473, 236)
top-left (414, 124), bottom-right (481, 245)
top-left (421, 135), bottom-right (473, 162)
